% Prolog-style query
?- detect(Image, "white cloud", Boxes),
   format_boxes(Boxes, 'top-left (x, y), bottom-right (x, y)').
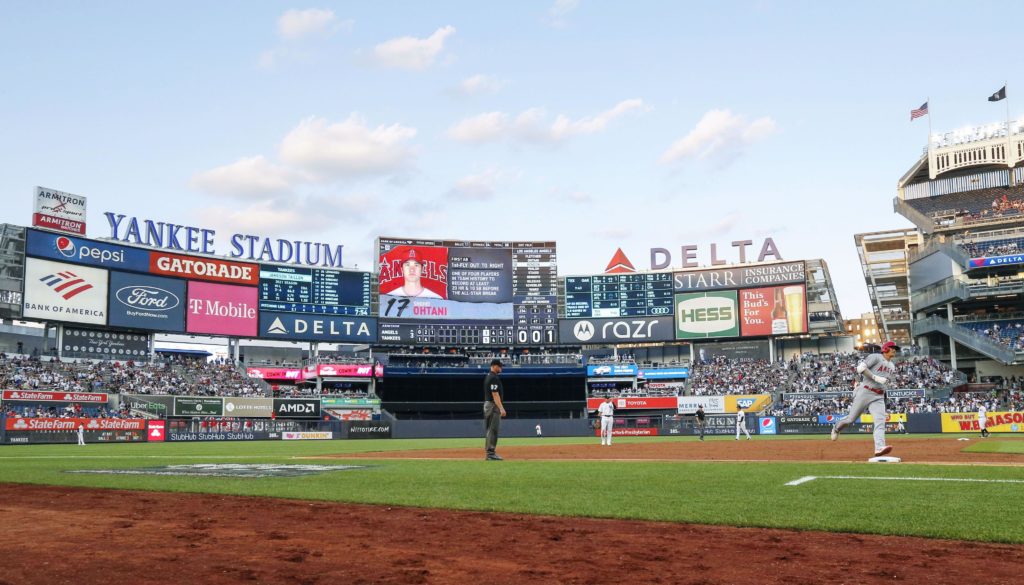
top-left (277, 9), bottom-right (341, 40)
top-left (197, 200), bottom-right (330, 236)
top-left (447, 112), bottom-right (508, 142)
top-left (566, 190), bottom-right (592, 203)
top-left (448, 168), bottom-right (505, 200)
top-left (190, 156), bottom-right (298, 198)
top-left (448, 99), bottom-right (646, 144)
top-left (659, 109), bottom-right (777, 165)
top-left (544, 0), bottom-right (580, 27)
top-left (458, 74), bottom-right (507, 95)
top-left (371, 25), bottom-right (456, 70)
top-left (279, 115), bottom-right (417, 179)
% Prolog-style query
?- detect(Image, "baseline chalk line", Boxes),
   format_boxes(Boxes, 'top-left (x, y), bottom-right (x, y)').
top-left (786, 475), bottom-right (1024, 486)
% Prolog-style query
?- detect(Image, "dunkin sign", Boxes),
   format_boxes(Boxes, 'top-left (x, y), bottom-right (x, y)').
top-left (186, 281), bottom-right (258, 337)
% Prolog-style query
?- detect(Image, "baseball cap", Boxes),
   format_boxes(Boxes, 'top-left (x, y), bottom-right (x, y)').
top-left (402, 248), bottom-right (422, 263)
top-left (490, 359), bottom-right (503, 367)
top-left (881, 341), bottom-right (900, 352)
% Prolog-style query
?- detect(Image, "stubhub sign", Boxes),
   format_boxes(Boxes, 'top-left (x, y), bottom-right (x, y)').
top-left (26, 229), bottom-right (150, 272)
top-left (259, 311), bottom-right (377, 343)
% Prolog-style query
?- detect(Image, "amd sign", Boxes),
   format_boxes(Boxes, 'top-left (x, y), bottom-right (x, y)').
top-left (558, 316), bottom-right (675, 343)
top-left (272, 399), bottom-right (321, 419)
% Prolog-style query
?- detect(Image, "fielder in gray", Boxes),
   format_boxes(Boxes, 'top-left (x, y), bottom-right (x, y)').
top-left (831, 341), bottom-right (897, 457)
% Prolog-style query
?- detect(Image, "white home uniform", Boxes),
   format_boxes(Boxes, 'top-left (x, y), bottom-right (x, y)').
top-left (535, 424), bottom-right (543, 438)
top-left (77, 425), bottom-right (85, 446)
top-left (735, 410), bottom-right (751, 440)
top-left (833, 352), bottom-right (894, 456)
top-left (597, 400), bottom-right (615, 445)
top-left (978, 405), bottom-right (989, 437)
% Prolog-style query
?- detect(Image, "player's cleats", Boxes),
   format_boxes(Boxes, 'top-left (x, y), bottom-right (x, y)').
top-left (874, 445), bottom-right (893, 457)
top-left (830, 426), bottom-right (839, 441)
top-left (485, 453), bottom-right (503, 461)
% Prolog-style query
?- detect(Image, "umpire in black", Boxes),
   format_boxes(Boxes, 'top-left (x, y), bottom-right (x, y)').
top-left (484, 358), bottom-right (506, 460)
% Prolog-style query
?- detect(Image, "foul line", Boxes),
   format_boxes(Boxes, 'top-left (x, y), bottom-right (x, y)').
top-left (786, 475), bottom-right (1024, 486)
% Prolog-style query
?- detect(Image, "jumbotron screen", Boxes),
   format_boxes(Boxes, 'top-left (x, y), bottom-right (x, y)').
top-left (376, 237), bottom-right (557, 345)
top-left (258, 265), bottom-right (371, 316)
top-left (563, 273), bottom-right (674, 318)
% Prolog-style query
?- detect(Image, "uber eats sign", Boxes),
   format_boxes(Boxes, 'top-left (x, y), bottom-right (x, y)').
top-left (675, 291), bottom-right (739, 339)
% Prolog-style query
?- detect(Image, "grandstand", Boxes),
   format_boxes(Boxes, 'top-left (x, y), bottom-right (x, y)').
top-left (892, 117), bottom-right (1024, 386)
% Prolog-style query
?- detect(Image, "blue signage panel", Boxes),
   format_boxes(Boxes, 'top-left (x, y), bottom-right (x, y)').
top-left (967, 254), bottom-right (1024, 269)
top-left (639, 367), bottom-right (690, 380)
top-left (258, 311), bottom-right (377, 343)
top-left (27, 228), bottom-right (150, 273)
top-left (108, 271), bottom-right (186, 332)
top-left (586, 364), bottom-right (639, 377)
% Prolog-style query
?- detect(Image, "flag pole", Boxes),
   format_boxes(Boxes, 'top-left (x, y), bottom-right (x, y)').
top-left (1006, 81), bottom-right (1012, 175)
top-left (927, 96), bottom-right (933, 148)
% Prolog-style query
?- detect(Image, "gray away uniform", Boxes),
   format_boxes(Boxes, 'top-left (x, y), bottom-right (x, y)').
top-left (835, 353), bottom-right (893, 453)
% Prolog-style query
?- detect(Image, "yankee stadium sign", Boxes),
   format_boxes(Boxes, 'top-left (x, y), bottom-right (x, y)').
top-left (103, 212), bottom-right (345, 268)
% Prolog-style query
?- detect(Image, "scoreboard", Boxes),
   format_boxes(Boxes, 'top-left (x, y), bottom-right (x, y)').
top-left (259, 265), bottom-right (371, 316)
top-left (376, 238), bottom-right (557, 346)
top-left (563, 273), bottom-right (674, 318)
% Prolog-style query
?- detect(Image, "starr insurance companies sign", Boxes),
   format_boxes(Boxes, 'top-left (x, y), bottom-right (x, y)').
top-left (33, 186), bottom-right (87, 235)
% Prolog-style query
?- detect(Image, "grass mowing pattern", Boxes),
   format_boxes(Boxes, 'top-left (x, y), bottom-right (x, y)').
top-left (964, 440), bottom-right (1024, 454)
top-left (1, 437), bottom-right (1022, 543)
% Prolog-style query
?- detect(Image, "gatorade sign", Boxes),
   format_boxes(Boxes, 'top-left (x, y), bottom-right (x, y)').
top-left (147, 420), bottom-right (166, 442)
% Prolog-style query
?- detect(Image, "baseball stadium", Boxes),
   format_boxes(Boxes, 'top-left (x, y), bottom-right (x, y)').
top-left (3, 117), bottom-right (1024, 584)
top-left (5, 6), bottom-right (1024, 583)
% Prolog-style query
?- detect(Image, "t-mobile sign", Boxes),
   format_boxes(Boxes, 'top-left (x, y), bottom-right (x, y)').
top-left (186, 281), bottom-right (258, 337)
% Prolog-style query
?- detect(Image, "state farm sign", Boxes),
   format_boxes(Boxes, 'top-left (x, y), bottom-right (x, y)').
top-left (5, 417), bottom-right (145, 431)
top-left (2, 390), bottom-right (108, 403)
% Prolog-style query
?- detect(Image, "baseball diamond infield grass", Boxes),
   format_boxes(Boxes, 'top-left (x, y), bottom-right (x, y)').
top-left (1, 434), bottom-right (1023, 544)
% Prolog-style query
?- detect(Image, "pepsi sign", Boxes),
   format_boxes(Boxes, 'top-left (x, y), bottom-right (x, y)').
top-left (759, 416), bottom-right (777, 435)
top-left (108, 271), bottom-right (186, 332)
top-left (27, 229), bottom-right (150, 273)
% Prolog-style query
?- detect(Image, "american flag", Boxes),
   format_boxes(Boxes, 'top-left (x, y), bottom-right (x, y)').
top-left (910, 101), bottom-right (928, 121)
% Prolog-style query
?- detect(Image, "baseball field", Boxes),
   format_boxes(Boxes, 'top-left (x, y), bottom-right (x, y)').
top-left (2, 433), bottom-right (1023, 584)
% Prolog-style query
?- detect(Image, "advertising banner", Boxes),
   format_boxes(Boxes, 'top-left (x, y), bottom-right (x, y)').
top-left (23, 258), bottom-right (108, 325)
top-left (887, 389), bottom-right (926, 399)
top-left (967, 254), bottom-right (1024, 269)
top-left (167, 431), bottom-right (272, 442)
top-left (2, 390), bottom-right (108, 403)
top-left (273, 398), bottom-right (321, 419)
top-left (859, 413), bottom-right (908, 424)
top-left (282, 431), bottom-right (333, 440)
top-left (738, 285), bottom-right (807, 336)
top-left (676, 395), bottom-right (726, 414)
top-left (758, 416), bottom-right (777, 435)
top-left (4, 417), bottom-right (145, 431)
top-left (108, 271), bottom-right (186, 332)
top-left (585, 397), bottom-right (679, 411)
top-left (639, 367), bottom-right (689, 380)
top-left (150, 251), bottom-right (259, 286)
top-left (695, 340), bottom-right (771, 363)
top-left (259, 311), bottom-right (376, 343)
top-left (27, 229), bottom-right (150, 273)
top-left (33, 186), bottom-right (87, 235)
top-left (312, 364), bottom-right (379, 378)
top-left (223, 398), bottom-right (274, 418)
top-left (147, 420), bottom-right (166, 442)
top-left (725, 394), bottom-right (772, 413)
top-left (246, 367), bottom-right (304, 381)
top-left (596, 428), bottom-right (658, 437)
top-left (172, 397), bottom-right (224, 417)
top-left (941, 411), bottom-right (1024, 433)
top-left (673, 261), bottom-right (806, 292)
top-left (558, 316), bottom-right (676, 344)
top-left (347, 422), bottom-right (392, 439)
top-left (586, 364), bottom-right (639, 377)
top-left (321, 397), bottom-right (382, 407)
top-left (61, 327), bottom-right (150, 360)
top-left (674, 291), bottom-right (739, 339)
top-left (186, 281), bottom-right (258, 337)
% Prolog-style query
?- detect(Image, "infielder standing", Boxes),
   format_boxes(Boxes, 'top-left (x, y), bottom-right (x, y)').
top-left (597, 396), bottom-right (615, 446)
top-left (695, 405), bottom-right (706, 441)
top-left (735, 408), bottom-right (751, 440)
top-left (76, 424), bottom-right (85, 446)
top-left (831, 341), bottom-right (897, 457)
top-left (978, 404), bottom-right (989, 438)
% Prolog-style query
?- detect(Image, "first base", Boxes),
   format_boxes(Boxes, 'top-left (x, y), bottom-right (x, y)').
top-left (867, 456), bottom-right (901, 463)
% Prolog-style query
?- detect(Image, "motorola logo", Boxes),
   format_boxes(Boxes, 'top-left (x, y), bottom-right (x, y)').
top-left (573, 320), bottom-right (595, 341)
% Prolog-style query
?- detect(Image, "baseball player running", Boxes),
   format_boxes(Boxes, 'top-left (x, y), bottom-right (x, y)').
top-left (831, 341), bottom-right (897, 457)
top-left (597, 396), bottom-right (615, 446)
top-left (735, 408), bottom-right (751, 440)
top-left (979, 404), bottom-right (989, 438)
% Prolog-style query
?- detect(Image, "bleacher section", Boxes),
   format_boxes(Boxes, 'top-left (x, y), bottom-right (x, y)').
top-left (957, 319), bottom-right (1024, 352)
top-left (905, 184), bottom-right (1024, 227)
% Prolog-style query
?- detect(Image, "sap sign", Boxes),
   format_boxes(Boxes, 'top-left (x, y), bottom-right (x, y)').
top-left (558, 316), bottom-right (675, 343)
top-left (674, 291), bottom-right (739, 339)
top-left (587, 364), bottom-right (639, 377)
top-left (26, 229), bottom-right (150, 272)
top-left (108, 271), bottom-right (186, 332)
top-left (259, 311), bottom-right (377, 343)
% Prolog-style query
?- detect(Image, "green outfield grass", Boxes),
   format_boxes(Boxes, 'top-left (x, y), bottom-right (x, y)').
top-left (1, 435), bottom-right (1022, 543)
top-left (964, 439), bottom-right (1024, 454)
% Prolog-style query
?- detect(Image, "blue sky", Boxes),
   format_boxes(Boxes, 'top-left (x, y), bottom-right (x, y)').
top-left (1, 1), bottom-right (1020, 318)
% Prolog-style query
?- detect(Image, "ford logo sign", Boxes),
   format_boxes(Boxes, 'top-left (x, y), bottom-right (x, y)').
top-left (115, 285), bottom-right (179, 311)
